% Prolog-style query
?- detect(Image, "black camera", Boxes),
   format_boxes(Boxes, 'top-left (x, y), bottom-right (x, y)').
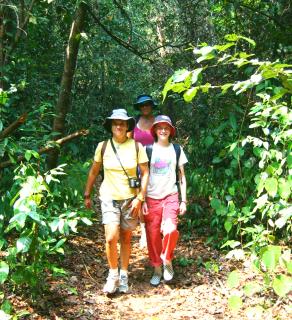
top-left (128, 177), bottom-right (141, 188)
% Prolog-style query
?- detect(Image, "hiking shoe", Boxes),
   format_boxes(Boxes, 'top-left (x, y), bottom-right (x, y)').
top-left (150, 272), bottom-right (162, 286)
top-left (119, 274), bottom-right (129, 293)
top-left (103, 274), bottom-right (119, 294)
top-left (163, 262), bottom-right (174, 281)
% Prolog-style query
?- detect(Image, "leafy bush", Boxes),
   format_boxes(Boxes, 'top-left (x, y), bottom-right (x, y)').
top-left (226, 246), bottom-right (292, 312)
top-left (163, 34), bottom-right (292, 249)
top-left (1, 162), bottom-right (92, 297)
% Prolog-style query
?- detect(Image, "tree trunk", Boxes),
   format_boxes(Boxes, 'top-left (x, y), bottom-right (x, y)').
top-left (0, 5), bottom-right (4, 90)
top-left (156, 16), bottom-right (167, 58)
top-left (46, 3), bottom-right (87, 169)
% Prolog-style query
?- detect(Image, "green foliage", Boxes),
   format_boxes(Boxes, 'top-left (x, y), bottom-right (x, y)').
top-left (175, 257), bottom-right (194, 267)
top-left (0, 162), bottom-right (93, 296)
top-left (228, 295), bottom-right (242, 312)
top-left (163, 35), bottom-right (292, 249)
top-left (225, 246), bottom-right (291, 313)
top-left (227, 270), bottom-right (240, 289)
top-left (0, 262), bottom-right (9, 285)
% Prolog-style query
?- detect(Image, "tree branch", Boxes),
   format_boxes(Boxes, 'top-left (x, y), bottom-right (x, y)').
top-left (226, 0), bottom-right (287, 30)
top-left (0, 129), bottom-right (89, 169)
top-left (112, 0), bottom-right (133, 44)
top-left (0, 113), bottom-right (27, 140)
top-left (86, 4), bottom-right (191, 63)
top-left (86, 5), bottom-right (154, 63)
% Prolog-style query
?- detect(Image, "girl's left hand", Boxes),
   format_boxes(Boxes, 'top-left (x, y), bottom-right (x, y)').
top-left (179, 202), bottom-right (187, 215)
top-left (130, 198), bottom-right (142, 218)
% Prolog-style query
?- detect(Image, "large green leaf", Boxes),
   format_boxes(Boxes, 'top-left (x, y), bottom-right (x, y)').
top-left (275, 207), bottom-right (292, 229)
top-left (49, 219), bottom-right (59, 232)
top-left (229, 113), bottom-right (237, 130)
top-left (286, 261), bottom-right (292, 274)
top-left (278, 178), bottom-right (291, 200)
top-left (81, 217), bottom-right (93, 226)
top-left (172, 69), bottom-right (190, 83)
top-left (191, 68), bottom-right (203, 84)
top-left (0, 261), bottom-right (9, 284)
top-left (264, 177), bottom-right (278, 197)
top-left (162, 77), bottom-right (173, 102)
top-left (210, 198), bottom-right (222, 210)
top-left (183, 87), bottom-right (198, 103)
top-left (243, 281), bottom-right (262, 297)
top-left (227, 270), bottom-right (240, 289)
top-left (261, 246), bottom-right (281, 271)
top-left (1, 299), bottom-right (12, 314)
top-left (16, 237), bottom-right (32, 253)
top-left (9, 212), bottom-right (27, 228)
top-left (228, 295), bottom-right (242, 312)
top-left (272, 275), bottom-right (292, 297)
top-left (224, 220), bottom-right (233, 233)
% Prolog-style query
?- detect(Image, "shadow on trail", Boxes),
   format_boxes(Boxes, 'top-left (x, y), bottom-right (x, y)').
top-left (33, 218), bottom-right (235, 320)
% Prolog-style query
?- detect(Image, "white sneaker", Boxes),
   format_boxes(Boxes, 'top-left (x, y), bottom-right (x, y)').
top-left (119, 274), bottom-right (129, 293)
top-left (163, 262), bottom-right (174, 281)
top-left (103, 274), bottom-right (119, 294)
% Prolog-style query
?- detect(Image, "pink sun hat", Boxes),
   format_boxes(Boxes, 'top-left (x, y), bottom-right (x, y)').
top-left (150, 115), bottom-right (176, 138)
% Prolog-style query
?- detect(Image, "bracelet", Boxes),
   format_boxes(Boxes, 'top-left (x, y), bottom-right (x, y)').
top-left (84, 194), bottom-right (90, 199)
top-left (136, 194), bottom-right (145, 202)
top-left (181, 200), bottom-right (187, 204)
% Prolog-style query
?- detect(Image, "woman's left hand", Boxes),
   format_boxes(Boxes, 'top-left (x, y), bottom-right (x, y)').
top-left (179, 202), bottom-right (187, 215)
top-left (130, 198), bottom-right (142, 218)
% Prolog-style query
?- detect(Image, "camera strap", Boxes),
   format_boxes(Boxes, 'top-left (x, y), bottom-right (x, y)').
top-left (110, 138), bottom-right (131, 181)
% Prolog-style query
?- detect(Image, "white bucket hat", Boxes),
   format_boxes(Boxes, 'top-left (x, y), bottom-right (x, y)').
top-left (103, 108), bottom-right (135, 132)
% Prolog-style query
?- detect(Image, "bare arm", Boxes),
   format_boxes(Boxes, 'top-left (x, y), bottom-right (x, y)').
top-left (178, 165), bottom-right (187, 215)
top-left (84, 161), bottom-right (101, 208)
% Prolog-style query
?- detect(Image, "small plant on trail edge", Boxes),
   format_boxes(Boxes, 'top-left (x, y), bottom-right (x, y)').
top-left (0, 162), bottom-right (93, 304)
top-left (226, 245), bottom-right (291, 316)
top-left (174, 257), bottom-right (195, 267)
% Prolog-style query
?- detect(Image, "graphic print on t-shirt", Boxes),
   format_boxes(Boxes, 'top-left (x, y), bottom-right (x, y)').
top-left (152, 157), bottom-right (171, 175)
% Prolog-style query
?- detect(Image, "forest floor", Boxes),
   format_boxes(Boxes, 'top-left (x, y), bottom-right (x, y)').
top-left (8, 215), bottom-right (291, 320)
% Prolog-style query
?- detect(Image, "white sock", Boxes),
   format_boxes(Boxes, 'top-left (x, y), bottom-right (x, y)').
top-left (109, 268), bottom-right (119, 277)
top-left (120, 269), bottom-right (128, 277)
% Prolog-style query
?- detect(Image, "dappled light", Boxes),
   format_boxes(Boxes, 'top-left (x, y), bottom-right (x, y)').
top-left (0, 0), bottom-right (291, 319)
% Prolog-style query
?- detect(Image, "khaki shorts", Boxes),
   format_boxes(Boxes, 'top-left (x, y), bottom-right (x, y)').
top-left (100, 198), bottom-right (138, 231)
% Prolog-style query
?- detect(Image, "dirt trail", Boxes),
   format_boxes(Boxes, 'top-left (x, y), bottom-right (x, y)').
top-left (14, 218), bottom-right (290, 320)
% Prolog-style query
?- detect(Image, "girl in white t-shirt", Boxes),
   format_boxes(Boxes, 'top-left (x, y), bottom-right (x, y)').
top-left (142, 115), bottom-right (188, 286)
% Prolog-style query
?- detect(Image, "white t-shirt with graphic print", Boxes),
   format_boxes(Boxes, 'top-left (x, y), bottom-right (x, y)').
top-left (146, 142), bottom-right (188, 199)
